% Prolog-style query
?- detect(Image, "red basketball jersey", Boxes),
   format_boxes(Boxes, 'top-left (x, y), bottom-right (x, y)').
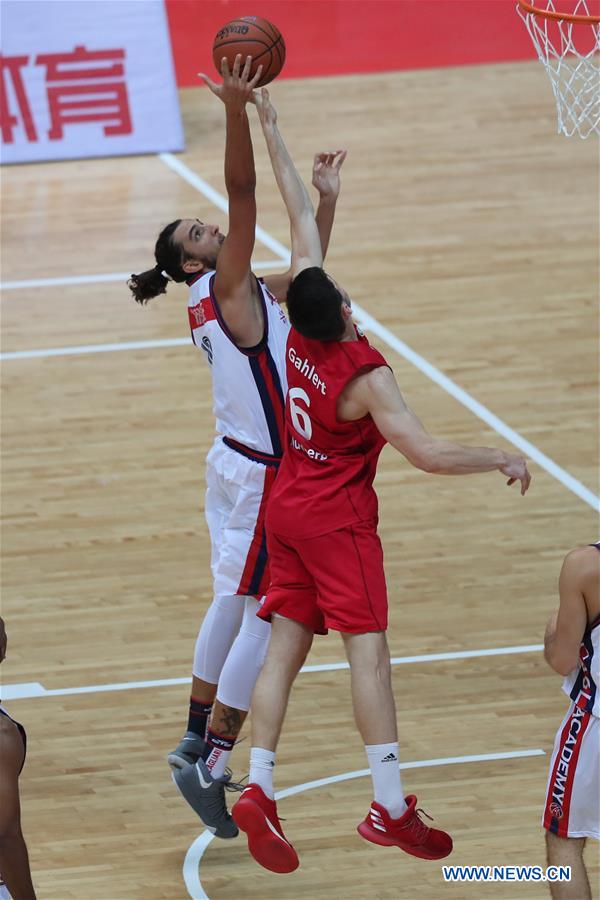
top-left (266, 326), bottom-right (389, 539)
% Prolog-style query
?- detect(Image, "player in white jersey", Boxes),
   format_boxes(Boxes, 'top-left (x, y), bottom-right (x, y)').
top-left (0, 618), bottom-right (36, 900)
top-left (128, 56), bottom-right (345, 837)
top-left (542, 543), bottom-right (599, 900)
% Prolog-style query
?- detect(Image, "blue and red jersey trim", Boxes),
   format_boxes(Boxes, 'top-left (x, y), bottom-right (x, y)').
top-left (223, 437), bottom-right (281, 468)
top-left (249, 349), bottom-right (285, 458)
top-left (236, 465), bottom-right (278, 598)
top-left (189, 273), bottom-right (286, 457)
top-left (543, 704), bottom-right (591, 837)
top-left (208, 273), bottom-right (270, 356)
top-left (569, 618), bottom-right (598, 714)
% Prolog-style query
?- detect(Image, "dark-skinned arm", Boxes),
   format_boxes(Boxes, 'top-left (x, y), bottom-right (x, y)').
top-left (0, 717), bottom-right (36, 900)
top-left (199, 55), bottom-right (264, 341)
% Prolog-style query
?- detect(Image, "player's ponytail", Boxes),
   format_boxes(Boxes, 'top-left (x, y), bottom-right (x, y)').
top-left (128, 265), bottom-right (170, 304)
top-left (128, 219), bottom-right (189, 305)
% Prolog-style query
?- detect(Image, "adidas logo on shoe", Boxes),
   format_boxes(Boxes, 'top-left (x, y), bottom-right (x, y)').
top-left (381, 753), bottom-right (398, 762)
top-left (358, 796), bottom-right (453, 860)
top-left (369, 807), bottom-right (387, 833)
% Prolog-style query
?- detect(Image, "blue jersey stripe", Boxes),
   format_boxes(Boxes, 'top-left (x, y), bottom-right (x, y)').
top-left (264, 344), bottom-right (286, 409)
top-left (569, 626), bottom-right (597, 713)
top-left (247, 529), bottom-right (269, 597)
top-left (249, 355), bottom-right (284, 458)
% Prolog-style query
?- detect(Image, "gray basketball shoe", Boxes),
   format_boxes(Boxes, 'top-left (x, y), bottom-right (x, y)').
top-left (167, 731), bottom-right (206, 770)
top-left (172, 757), bottom-right (241, 839)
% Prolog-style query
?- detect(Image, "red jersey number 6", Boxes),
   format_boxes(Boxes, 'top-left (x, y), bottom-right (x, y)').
top-left (289, 387), bottom-right (312, 440)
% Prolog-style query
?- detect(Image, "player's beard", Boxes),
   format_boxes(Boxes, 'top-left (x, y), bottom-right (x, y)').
top-left (202, 235), bottom-right (224, 271)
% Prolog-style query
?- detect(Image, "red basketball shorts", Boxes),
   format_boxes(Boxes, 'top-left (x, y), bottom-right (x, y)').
top-left (259, 519), bottom-right (388, 634)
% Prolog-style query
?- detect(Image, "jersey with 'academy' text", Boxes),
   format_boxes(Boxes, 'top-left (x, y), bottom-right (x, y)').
top-left (266, 325), bottom-right (389, 539)
top-left (187, 270), bottom-right (290, 458)
top-left (562, 541), bottom-right (600, 718)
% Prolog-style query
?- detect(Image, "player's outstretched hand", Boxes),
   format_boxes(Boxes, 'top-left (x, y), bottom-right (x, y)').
top-left (254, 87), bottom-right (277, 128)
top-left (198, 54), bottom-right (263, 108)
top-left (499, 453), bottom-right (532, 495)
top-left (312, 150), bottom-right (347, 200)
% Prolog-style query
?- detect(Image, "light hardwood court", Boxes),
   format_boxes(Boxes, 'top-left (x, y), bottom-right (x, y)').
top-left (1, 61), bottom-right (598, 899)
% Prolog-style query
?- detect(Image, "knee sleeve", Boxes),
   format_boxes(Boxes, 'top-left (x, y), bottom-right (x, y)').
top-left (216, 597), bottom-right (272, 711)
top-left (192, 595), bottom-right (245, 683)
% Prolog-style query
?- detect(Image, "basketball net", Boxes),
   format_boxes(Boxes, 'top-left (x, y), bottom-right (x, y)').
top-left (517, 0), bottom-right (600, 138)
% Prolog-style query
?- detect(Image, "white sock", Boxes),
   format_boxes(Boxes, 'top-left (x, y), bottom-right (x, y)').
top-left (204, 745), bottom-right (232, 780)
top-left (365, 742), bottom-right (407, 819)
top-left (203, 726), bottom-right (237, 780)
top-left (249, 747), bottom-right (276, 799)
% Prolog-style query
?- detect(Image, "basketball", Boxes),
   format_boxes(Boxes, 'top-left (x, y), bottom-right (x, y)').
top-left (212, 16), bottom-right (286, 87)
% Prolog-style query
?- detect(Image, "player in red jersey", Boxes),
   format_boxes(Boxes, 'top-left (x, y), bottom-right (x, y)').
top-left (232, 89), bottom-right (532, 873)
top-left (129, 58), bottom-right (344, 838)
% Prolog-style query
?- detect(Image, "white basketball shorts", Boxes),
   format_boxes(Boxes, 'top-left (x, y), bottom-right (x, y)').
top-left (204, 438), bottom-right (279, 601)
top-left (542, 700), bottom-right (599, 840)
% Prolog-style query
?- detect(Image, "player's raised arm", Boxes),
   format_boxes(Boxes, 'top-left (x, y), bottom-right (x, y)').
top-left (544, 550), bottom-right (590, 676)
top-left (341, 366), bottom-right (532, 493)
top-left (254, 88), bottom-right (323, 277)
top-left (263, 149), bottom-right (347, 302)
top-left (199, 55), bottom-right (263, 306)
top-left (312, 150), bottom-right (347, 259)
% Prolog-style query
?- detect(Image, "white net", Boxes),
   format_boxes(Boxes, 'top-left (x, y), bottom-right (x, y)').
top-left (517, 0), bottom-right (600, 138)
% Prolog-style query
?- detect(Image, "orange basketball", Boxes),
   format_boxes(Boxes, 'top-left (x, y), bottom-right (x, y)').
top-left (212, 16), bottom-right (286, 87)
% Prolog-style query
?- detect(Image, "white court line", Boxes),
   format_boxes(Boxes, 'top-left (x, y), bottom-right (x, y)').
top-left (1, 338), bottom-right (192, 360)
top-left (156, 156), bottom-right (598, 511)
top-left (0, 260), bottom-right (288, 291)
top-left (0, 642), bottom-right (544, 700)
top-left (183, 747), bottom-right (546, 900)
top-left (352, 305), bottom-right (599, 512)
top-left (1, 155), bottom-right (597, 512)
top-left (312, 642), bottom-right (545, 671)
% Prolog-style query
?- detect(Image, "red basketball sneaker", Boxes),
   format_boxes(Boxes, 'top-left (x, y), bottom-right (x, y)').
top-left (357, 795), bottom-right (453, 860)
top-left (232, 783), bottom-right (299, 873)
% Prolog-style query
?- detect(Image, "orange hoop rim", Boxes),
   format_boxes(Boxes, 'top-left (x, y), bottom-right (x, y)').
top-left (517, 0), bottom-right (600, 23)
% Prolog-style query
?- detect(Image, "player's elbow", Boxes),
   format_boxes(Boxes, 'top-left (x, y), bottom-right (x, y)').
top-left (292, 207), bottom-right (318, 239)
top-left (420, 454), bottom-right (443, 474)
top-left (226, 178), bottom-right (256, 196)
top-left (544, 645), bottom-right (579, 676)
top-left (389, 433), bottom-right (441, 473)
top-left (401, 444), bottom-right (439, 474)
top-left (0, 817), bottom-right (21, 843)
top-left (549, 659), bottom-right (578, 677)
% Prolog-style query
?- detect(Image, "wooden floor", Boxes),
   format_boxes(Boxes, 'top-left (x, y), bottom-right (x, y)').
top-left (1, 61), bottom-right (598, 899)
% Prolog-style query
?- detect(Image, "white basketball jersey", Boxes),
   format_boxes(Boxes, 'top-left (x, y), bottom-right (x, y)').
top-left (563, 615), bottom-right (600, 718)
top-left (187, 271), bottom-right (290, 457)
top-left (562, 544), bottom-right (600, 717)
